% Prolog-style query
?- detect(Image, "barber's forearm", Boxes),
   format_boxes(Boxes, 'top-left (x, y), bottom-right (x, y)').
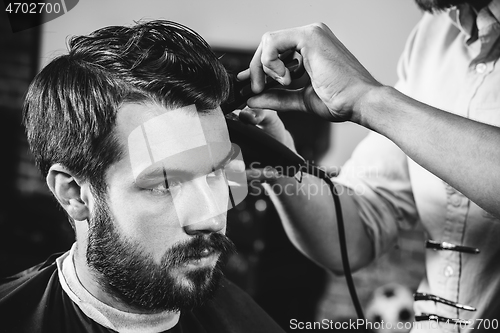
top-left (262, 174), bottom-right (374, 274)
top-left (359, 86), bottom-right (500, 217)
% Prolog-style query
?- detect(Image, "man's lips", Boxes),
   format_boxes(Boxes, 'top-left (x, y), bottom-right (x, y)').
top-left (198, 247), bottom-right (214, 257)
top-left (183, 247), bottom-right (219, 267)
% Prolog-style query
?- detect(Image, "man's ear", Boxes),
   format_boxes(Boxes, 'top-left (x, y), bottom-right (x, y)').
top-left (46, 164), bottom-right (91, 221)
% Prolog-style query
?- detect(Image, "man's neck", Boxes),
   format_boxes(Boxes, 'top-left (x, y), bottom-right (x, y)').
top-left (73, 242), bottom-right (159, 314)
top-left (58, 244), bottom-right (180, 333)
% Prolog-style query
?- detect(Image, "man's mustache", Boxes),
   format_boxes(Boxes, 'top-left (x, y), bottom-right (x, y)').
top-left (162, 232), bottom-right (236, 267)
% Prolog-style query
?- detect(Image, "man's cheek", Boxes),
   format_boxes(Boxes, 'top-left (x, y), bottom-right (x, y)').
top-left (109, 204), bottom-right (182, 253)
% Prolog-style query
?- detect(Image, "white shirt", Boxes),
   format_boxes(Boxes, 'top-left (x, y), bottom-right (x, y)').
top-left (56, 244), bottom-right (180, 333)
top-left (336, 2), bottom-right (500, 332)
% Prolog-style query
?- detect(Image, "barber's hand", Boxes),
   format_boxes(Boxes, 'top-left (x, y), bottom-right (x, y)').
top-left (238, 23), bottom-right (381, 123)
top-left (238, 107), bottom-right (297, 153)
top-left (236, 108), bottom-right (297, 181)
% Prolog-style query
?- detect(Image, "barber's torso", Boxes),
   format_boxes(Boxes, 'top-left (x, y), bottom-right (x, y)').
top-left (398, 3), bottom-right (500, 332)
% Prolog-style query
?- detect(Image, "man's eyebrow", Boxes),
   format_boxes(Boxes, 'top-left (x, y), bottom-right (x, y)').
top-left (138, 145), bottom-right (237, 180)
top-left (211, 145), bottom-right (237, 171)
top-left (135, 166), bottom-right (169, 183)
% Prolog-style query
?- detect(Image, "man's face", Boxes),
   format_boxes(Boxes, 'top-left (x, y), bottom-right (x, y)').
top-left (414, 0), bottom-right (490, 12)
top-left (85, 102), bottom-right (242, 312)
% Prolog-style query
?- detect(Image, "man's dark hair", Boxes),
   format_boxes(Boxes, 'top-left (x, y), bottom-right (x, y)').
top-left (23, 20), bottom-right (229, 193)
top-left (414, 0), bottom-right (492, 12)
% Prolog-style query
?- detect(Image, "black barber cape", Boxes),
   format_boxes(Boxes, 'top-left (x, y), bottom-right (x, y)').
top-left (0, 254), bottom-right (285, 333)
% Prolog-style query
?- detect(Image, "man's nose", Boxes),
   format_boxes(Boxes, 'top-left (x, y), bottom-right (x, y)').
top-left (178, 177), bottom-right (227, 235)
top-left (183, 214), bottom-right (226, 235)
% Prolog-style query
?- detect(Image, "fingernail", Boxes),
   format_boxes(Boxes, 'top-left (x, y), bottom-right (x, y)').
top-left (245, 108), bottom-right (257, 118)
top-left (267, 68), bottom-right (285, 85)
top-left (264, 167), bottom-right (279, 178)
top-left (275, 76), bottom-right (285, 85)
top-left (246, 169), bottom-right (263, 181)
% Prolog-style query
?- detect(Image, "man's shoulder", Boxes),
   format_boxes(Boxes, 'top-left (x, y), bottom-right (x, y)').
top-left (186, 278), bottom-right (285, 333)
top-left (0, 252), bottom-right (61, 297)
top-left (0, 253), bottom-right (75, 333)
top-left (0, 260), bottom-right (285, 333)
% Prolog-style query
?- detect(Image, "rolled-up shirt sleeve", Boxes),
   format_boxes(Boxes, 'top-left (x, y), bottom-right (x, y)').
top-left (333, 131), bottom-right (420, 258)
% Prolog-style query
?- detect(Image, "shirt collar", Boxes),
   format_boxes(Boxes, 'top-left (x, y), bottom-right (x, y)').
top-left (448, 0), bottom-right (500, 44)
top-left (56, 244), bottom-right (181, 333)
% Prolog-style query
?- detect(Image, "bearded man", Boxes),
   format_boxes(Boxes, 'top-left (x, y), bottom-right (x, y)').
top-left (0, 20), bottom-right (284, 333)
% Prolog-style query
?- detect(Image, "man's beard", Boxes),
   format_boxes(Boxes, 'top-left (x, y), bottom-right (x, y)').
top-left (415, 0), bottom-right (491, 12)
top-left (85, 195), bottom-right (236, 312)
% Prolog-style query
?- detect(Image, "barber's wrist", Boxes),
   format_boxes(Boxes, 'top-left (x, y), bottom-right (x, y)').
top-left (354, 85), bottom-right (399, 131)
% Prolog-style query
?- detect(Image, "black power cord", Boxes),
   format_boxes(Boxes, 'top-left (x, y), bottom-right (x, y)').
top-left (304, 162), bottom-right (369, 328)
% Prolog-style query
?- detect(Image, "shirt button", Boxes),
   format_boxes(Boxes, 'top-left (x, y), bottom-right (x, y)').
top-left (451, 195), bottom-right (462, 207)
top-left (444, 265), bottom-right (454, 277)
top-left (476, 63), bottom-right (487, 73)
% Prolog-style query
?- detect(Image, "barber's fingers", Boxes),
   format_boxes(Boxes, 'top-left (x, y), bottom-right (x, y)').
top-left (239, 107), bottom-right (286, 140)
top-left (246, 86), bottom-right (334, 121)
top-left (239, 108), bottom-right (297, 152)
top-left (237, 68), bottom-right (251, 81)
top-left (238, 43), bottom-right (265, 93)
top-left (315, 21), bottom-right (336, 39)
top-left (246, 88), bottom-right (305, 112)
top-left (239, 107), bottom-right (282, 127)
top-left (238, 23), bottom-right (338, 93)
top-left (239, 26), bottom-right (312, 93)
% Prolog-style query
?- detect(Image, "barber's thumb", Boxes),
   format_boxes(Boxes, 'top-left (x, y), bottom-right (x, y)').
top-left (247, 89), bottom-right (305, 113)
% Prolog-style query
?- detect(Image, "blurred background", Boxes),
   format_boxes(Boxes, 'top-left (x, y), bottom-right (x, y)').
top-left (1, 1), bottom-right (426, 331)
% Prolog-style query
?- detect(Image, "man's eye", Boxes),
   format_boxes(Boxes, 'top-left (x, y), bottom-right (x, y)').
top-left (147, 179), bottom-right (182, 196)
top-left (148, 182), bottom-right (171, 196)
top-left (207, 169), bottom-right (225, 182)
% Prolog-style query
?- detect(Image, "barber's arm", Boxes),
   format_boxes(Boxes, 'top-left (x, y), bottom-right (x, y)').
top-left (241, 107), bottom-right (418, 274)
top-left (239, 22), bottom-right (500, 219)
top-left (240, 109), bottom-right (374, 274)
